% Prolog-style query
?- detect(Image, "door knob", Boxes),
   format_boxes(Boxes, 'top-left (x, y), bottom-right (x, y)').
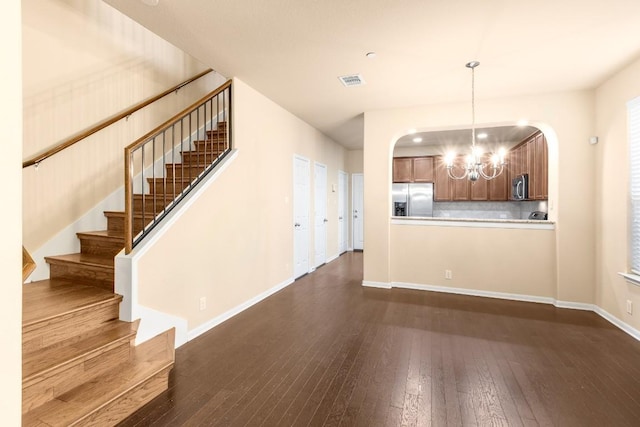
top-left (294, 223), bottom-right (300, 227)
top-left (323, 219), bottom-right (328, 223)
top-left (339, 216), bottom-right (343, 220)
top-left (354, 215), bottom-right (358, 219)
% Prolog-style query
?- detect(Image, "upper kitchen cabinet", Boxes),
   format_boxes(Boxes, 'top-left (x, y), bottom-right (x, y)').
top-left (508, 131), bottom-right (548, 200)
top-left (393, 156), bottom-right (434, 183)
top-left (413, 157), bottom-right (434, 182)
top-left (392, 157), bottom-right (413, 182)
top-left (434, 156), bottom-right (451, 201)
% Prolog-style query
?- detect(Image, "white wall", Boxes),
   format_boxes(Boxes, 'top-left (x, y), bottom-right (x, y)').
top-left (1, 0), bottom-right (22, 422)
top-left (133, 78), bottom-right (346, 332)
top-left (595, 56), bottom-right (640, 331)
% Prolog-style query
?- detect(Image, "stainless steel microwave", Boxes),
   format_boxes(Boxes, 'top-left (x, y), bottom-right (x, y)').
top-left (512, 174), bottom-right (529, 200)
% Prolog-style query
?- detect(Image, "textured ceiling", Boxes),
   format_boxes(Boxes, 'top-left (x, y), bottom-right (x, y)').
top-left (106, 0), bottom-right (640, 149)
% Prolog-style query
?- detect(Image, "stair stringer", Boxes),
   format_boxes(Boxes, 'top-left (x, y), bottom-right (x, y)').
top-left (115, 149), bottom-right (239, 349)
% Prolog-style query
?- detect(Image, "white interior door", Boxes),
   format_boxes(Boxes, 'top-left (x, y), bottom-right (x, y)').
top-left (293, 156), bottom-right (310, 278)
top-left (352, 173), bottom-right (364, 250)
top-left (338, 170), bottom-right (348, 254)
top-left (314, 162), bottom-right (327, 267)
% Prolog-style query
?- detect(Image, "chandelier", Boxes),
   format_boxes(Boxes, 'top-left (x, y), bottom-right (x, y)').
top-left (445, 61), bottom-right (506, 181)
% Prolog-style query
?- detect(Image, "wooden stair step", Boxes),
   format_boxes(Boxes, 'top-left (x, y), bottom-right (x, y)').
top-left (164, 163), bottom-right (207, 179)
top-left (206, 128), bottom-right (227, 138)
top-left (147, 177), bottom-right (194, 196)
top-left (104, 211), bottom-right (154, 234)
top-left (46, 253), bottom-right (115, 291)
top-left (133, 194), bottom-right (172, 214)
top-left (180, 149), bottom-right (227, 166)
top-left (23, 279), bottom-right (122, 353)
top-left (76, 230), bottom-right (124, 257)
top-left (191, 140), bottom-right (228, 151)
top-left (23, 320), bottom-right (138, 414)
top-left (22, 328), bottom-right (175, 426)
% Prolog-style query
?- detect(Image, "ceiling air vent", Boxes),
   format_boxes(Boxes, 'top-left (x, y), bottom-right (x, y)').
top-left (338, 74), bottom-right (365, 87)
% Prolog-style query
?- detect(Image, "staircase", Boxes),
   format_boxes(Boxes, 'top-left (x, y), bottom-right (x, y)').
top-left (21, 122), bottom-right (228, 425)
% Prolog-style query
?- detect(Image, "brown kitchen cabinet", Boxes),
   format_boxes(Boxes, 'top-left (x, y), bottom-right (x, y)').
top-left (488, 167), bottom-right (508, 200)
top-left (507, 131), bottom-right (548, 200)
top-left (434, 156), bottom-right (451, 201)
top-left (392, 157), bottom-right (413, 182)
top-left (470, 177), bottom-right (488, 200)
top-left (413, 156), bottom-right (434, 182)
top-left (393, 156), bottom-right (434, 183)
top-left (532, 132), bottom-right (548, 199)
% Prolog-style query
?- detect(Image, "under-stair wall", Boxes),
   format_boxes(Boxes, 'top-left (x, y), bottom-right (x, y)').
top-left (122, 78), bottom-right (349, 342)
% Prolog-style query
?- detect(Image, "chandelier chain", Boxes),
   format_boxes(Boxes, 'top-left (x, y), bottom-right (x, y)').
top-left (471, 65), bottom-right (475, 149)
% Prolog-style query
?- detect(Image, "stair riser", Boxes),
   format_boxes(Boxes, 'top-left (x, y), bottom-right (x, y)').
top-left (180, 150), bottom-right (227, 166)
top-left (72, 366), bottom-right (171, 426)
top-left (78, 236), bottom-right (124, 257)
top-left (165, 164), bottom-right (207, 179)
top-left (206, 129), bottom-right (227, 139)
top-left (23, 301), bottom-right (120, 354)
top-left (193, 143), bottom-right (227, 155)
top-left (23, 341), bottom-right (132, 414)
top-left (148, 179), bottom-right (192, 196)
top-left (49, 263), bottom-right (114, 291)
top-left (133, 197), bottom-right (171, 214)
top-left (106, 215), bottom-right (150, 234)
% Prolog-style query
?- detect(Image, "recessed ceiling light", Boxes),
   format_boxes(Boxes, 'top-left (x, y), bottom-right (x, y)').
top-left (517, 119), bottom-right (529, 126)
top-left (366, 52), bottom-right (376, 58)
top-left (412, 137), bottom-right (423, 143)
top-left (407, 128), bottom-right (417, 134)
top-left (141, 0), bottom-right (159, 5)
top-left (477, 132), bottom-right (488, 139)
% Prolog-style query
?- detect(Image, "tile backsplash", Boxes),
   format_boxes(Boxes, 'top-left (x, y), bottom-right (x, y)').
top-left (433, 200), bottom-right (548, 220)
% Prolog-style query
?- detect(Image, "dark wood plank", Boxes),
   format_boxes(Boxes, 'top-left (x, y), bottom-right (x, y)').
top-left (118, 252), bottom-right (640, 427)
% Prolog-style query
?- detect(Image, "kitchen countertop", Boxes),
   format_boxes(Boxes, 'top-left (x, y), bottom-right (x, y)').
top-left (391, 216), bottom-right (555, 230)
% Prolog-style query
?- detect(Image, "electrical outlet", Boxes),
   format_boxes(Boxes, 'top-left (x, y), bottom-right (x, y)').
top-left (199, 296), bottom-right (207, 311)
top-left (445, 270), bottom-right (452, 280)
top-left (627, 300), bottom-right (633, 315)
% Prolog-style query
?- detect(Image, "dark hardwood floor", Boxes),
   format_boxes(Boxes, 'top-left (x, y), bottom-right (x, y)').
top-left (119, 252), bottom-right (640, 426)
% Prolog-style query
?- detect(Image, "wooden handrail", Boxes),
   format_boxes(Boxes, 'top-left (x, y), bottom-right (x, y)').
top-left (22, 68), bottom-right (214, 169)
top-left (23, 246), bottom-right (36, 282)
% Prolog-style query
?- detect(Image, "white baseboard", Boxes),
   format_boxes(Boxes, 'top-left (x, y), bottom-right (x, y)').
top-left (594, 306), bottom-right (640, 341)
top-left (326, 253), bottom-right (339, 264)
top-left (364, 280), bottom-right (640, 342)
top-left (392, 281), bottom-right (556, 305)
top-left (134, 305), bottom-right (188, 348)
top-left (554, 300), bottom-right (596, 311)
top-left (187, 276), bottom-right (295, 342)
top-left (362, 281), bottom-right (392, 289)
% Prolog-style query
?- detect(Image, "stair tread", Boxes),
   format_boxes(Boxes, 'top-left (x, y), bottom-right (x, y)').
top-left (23, 279), bottom-right (121, 327)
top-left (46, 253), bottom-right (115, 268)
top-left (76, 230), bottom-right (124, 240)
top-left (22, 332), bottom-right (174, 426)
top-left (23, 320), bottom-right (136, 383)
top-left (147, 176), bottom-right (196, 182)
top-left (104, 210), bottom-right (155, 219)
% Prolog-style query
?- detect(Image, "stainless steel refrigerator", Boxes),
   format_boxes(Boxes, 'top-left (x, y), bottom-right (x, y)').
top-left (392, 183), bottom-right (434, 217)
